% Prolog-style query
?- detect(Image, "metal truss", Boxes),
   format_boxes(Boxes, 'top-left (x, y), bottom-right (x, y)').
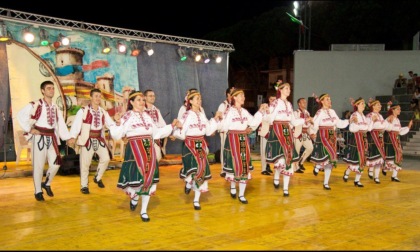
top-left (0, 7), bottom-right (235, 52)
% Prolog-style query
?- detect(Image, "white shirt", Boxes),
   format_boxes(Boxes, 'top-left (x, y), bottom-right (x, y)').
top-left (172, 110), bottom-right (219, 140)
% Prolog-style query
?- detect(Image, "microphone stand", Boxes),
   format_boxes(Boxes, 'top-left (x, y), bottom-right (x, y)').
top-left (2, 111), bottom-right (7, 171)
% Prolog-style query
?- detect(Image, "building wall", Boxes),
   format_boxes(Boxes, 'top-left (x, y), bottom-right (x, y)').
top-left (293, 50), bottom-right (420, 116)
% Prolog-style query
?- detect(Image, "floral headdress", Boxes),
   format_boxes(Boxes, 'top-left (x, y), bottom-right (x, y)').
top-left (274, 80), bottom-right (283, 91)
top-left (368, 97), bottom-right (380, 107)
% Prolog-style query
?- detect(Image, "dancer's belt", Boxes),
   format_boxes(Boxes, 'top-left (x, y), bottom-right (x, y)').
top-left (228, 130), bottom-right (248, 134)
top-left (34, 126), bottom-right (54, 135)
top-left (89, 129), bottom-right (101, 138)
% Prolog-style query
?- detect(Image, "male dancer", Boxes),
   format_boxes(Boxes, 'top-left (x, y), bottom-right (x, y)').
top-left (69, 88), bottom-right (116, 194)
top-left (17, 80), bottom-right (73, 201)
top-left (293, 98), bottom-right (315, 173)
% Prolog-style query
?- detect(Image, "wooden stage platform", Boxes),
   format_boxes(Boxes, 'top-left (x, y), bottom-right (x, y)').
top-left (0, 156), bottom-right (419, 250)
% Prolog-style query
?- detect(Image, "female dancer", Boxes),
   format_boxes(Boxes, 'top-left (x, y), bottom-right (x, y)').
top-left (173, 91), bottom-right (222, 211)
top-left (109, 91), bottom-right (181, 222)
top-left (219, 88), bottom-right (268, 204)
top-left (383, 103), bottom-right (413, 182)
top-left (342, 98), bottom-right (373, 187)
top-left (266, 81), bottom-right (305, 197)
top-left (311, 93), bottom-right (349, 190)
top-left (365, 99), bottom-right (391, 184)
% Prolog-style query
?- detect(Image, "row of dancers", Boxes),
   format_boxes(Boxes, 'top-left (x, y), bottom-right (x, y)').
top-left (16, 80), bottom-right (412, 222)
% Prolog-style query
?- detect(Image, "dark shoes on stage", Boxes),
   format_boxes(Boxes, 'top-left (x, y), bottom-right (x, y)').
top-left (94, 175), bottom-right (105, 188)
top-left (283, 190), bottom-right (289, 197)
top-left (261, 171), bottom-right (271, 175)
top-left (273, 179), bottom-right (280, 189)
top-left (374, 178), bottom-right (381, 184)
top-left (299, 164), bottom-right (306, 171)
top-left (193, 201), bottom-right (201, 210)
top-left (382, 170), bottom-right (387, 176)
top-left (354, 181), bottom-right (364, 187)
top-left (130, 200), bottom-right (138, 211)
top-left (343, 171), bottom-right (349, 182)
top-left (368, 172), bottom-right (374, 180)
top-left (41, 182), bottom-right (54, 197)
top-left (323, 184), bottom-right (331, 190)
top-left (184, 183), bottom-right (191, 195)
top-left (313, 167), bottom-right (319, 176)
top-left (141, 213), bottom-right (150, 222)
top-left (81, 187), bottom-right (90, 194)
top-left (295, 169), bottom-right (304, 173)
top-left (230, 187), bottom-right (236, 199)
top-left (266, 165), bottom-right (273, 173)
top-left (220, 172), bottom-right (226, 178)
top-left (238, 196), bottom-right (248, 204)
top-left (391, 177), bottom-right (400, 182)
top-left (35, 192), bottom-right (45, 201)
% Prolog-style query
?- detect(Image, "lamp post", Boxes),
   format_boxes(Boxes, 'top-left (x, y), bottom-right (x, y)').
top-left (292, 1), bottom-right (311, 50)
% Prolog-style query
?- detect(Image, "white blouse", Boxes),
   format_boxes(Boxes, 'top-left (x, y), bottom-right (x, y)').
top-left (172, 110), bottom-right (219, 140)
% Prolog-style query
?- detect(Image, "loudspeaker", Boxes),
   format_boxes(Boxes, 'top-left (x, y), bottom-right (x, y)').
top-left (0, 143), bottom-right (17, 162)
top-left (58, 154), bottom-right (80, 175)
top-left (307, 97), bottom-right (318, 117)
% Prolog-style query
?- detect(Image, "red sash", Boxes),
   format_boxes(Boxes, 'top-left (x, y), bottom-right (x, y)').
top-left (272, 121), bottom-right (293, 165)
top-left (371, 130), bottom-right (386, 159)
top-left (185, 136), bottom-right (208, 186)
top-left (128, 135), bottom-right (156, 194)
top-left (227, 130), bottom-right (251, 178)
top-left (354, 131), bottom-right (368, 167)
top-left (388, 131), bottom-right (403, 164)
top-left (319, 126), bottom-right (337, 161)
top-left (34, 126), bottom-right (62, 165)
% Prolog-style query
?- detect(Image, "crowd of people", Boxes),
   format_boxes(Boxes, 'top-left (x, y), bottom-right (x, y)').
top-left (16, 79), bottom-right (414, 222)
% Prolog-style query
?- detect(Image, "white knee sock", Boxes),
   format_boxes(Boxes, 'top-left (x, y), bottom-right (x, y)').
top-left (230, 181), bottom-right (236, 194)
top-left (239, 182), bottom-right (246, 198)
top-left (141, 195), bottom-right (150, 215)
top-left (355, 173), bottom-right (361, 182)
top-left (374, 165), bottom-right (380, 179)
top-left (193, 190), bottom-right (201, 205)
top-left (324, 164), bottom-right (332, 185)
top-left (283, 175), bottom-right (290, 191)
top-left (392, 170), bottom-right (398, 178)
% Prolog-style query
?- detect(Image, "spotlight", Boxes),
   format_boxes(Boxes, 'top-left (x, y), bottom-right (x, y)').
top-left (143, 43), bottom-right (154, 56)
top-left (39, 28), bottom-right (49, 46)
top-left (191, 50), bottom-right (201, 62)
top-left (214, 54), bottom-right (223, 63)
top-left (0, 20), bottom-right (12, 42)
top-left (177, 47), bottom-right (187, 61)
top-left (58, 33), bottom-right (70, 46)
top-left (117, 40), bottom-right (127, 54)
top-left (22, 27), bottom-right (35, 43)
top-left (130, 41), bottom-right (141, 56)
top-left (202, 52), bottom-right (210, 64)
top-left (101, 37), bottom-right (111, 54)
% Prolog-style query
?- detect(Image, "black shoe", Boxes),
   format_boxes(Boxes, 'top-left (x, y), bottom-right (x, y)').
top-left (41, 182), bottom-right (54, 197)
top-left (391, 177), bottom-right (400, 182)
top-left (313, 167), bottom-right (319, 176)
top-left (273, 179), bottom-right (280, 189)
top-left (295, 169), bottom-right (304, 173)
top-left (94, 176), bottom-right (105, 188)
top-left (382, 170), bottom-right (387, 176)
top-left (130, 200), bottom-right (138, 211)
top-left (80, 187), bottom-right (90, 194)
top-left (193, 201), bottom-right (201, 210)
top-left (34, 192), bottom-right (45, 201)
top-left (374, 178), bottom-right (380, 184)
top-left (368, 172), bottom-right (373, 180)
top-left (354, 181), bottom-right (364, 187)
top-left (266, 165), bottom-right (273, 173)
top-left (220, 172), bottom-right (226, 178)
top-left (299, 164), bottom-right (306, 170)
top-left (343, 171), bottom-right (348, 182)
top-left (261, 171), bottom-right (270, 175)
top-left (323, 184), bottom-right (331, 190)
top-left (184, 183), bottom-right (191, 195)
top-left (238, 196), bottom-right (248, 204)
top-left (230, 187), bottom-right (236, 199)
top-left (283, 190), bottom-right (289, 197)
top-left (141, 213), bottom-right (150, 222)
